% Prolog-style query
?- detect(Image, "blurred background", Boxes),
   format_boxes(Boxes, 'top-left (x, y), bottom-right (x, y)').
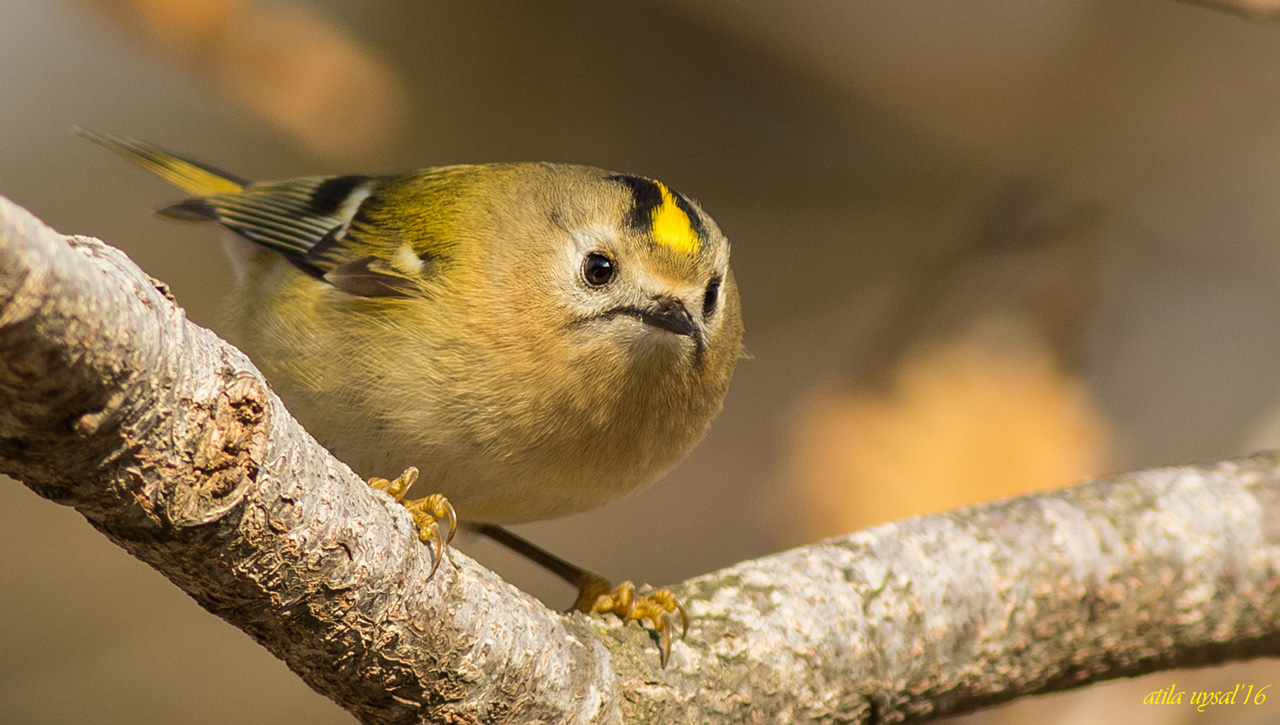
top-left (4, 0), bottom-right (1280, 723)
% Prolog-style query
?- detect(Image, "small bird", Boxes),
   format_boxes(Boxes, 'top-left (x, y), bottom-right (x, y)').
top-left (83, 130), bottom-right (743, 662)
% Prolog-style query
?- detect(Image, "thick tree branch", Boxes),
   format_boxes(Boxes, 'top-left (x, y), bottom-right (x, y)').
top-left (2, 193), bottom-right (1279, 724)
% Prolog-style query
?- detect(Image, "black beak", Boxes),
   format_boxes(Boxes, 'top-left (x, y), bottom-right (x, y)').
top-left (638, 297), bottom-right (696, 337)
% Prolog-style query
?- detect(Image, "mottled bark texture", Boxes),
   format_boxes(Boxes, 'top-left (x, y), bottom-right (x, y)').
top-left (2, 193), bottom-right (1279, 724)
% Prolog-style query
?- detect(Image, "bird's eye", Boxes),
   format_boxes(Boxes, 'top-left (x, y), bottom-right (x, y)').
top-left (582, 252), bottom-right (616, 287)
top-left (703, 277), bottom-right (721, 317)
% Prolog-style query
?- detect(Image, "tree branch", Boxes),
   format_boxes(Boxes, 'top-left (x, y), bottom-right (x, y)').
top-left (3, 193), bottom-right (1279, 724)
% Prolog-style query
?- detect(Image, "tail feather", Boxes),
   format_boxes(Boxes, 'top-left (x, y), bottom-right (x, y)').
top-left (77, 128), bottom-right (250, 196)
top-left (81, 128), bottom-right (404, 296)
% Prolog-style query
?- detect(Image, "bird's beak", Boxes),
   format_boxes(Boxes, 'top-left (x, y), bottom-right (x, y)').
top-left (638, 296), bottom-right (696, 337)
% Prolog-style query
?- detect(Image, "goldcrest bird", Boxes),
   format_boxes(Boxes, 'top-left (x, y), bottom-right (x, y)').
top-left (84, 131), bottom-right (743, 662)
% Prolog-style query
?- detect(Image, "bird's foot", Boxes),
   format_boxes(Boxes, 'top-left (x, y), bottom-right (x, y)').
top-left (575, 573), bottom-right (688, 666)
top-left (367, 466), bottom-right (456, 577)
top-left (474, 524), bottom-right (688, 666)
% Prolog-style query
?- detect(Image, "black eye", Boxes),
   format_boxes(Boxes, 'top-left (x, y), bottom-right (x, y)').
top-left (582, 252), bottom-right (615, 287)
top-left (703, 277), bottom-right (721, 317)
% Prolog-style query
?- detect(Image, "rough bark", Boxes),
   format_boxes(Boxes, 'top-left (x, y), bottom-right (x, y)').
top-left (2, 193), bottom-right (1279, 724)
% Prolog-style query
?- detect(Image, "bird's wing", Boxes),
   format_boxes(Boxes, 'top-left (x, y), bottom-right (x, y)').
top-left (169, 176), bottom-right (431, 298)
top-left (82, 130), bottom-right (425, 298)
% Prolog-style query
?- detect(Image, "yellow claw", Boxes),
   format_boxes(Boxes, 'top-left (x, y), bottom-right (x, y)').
top-left (474, 525), bottom-right (689, 666)
top-left (367, 466), bottom-right (418, 499)
top-left (583, 578), bottom-right (689, 666)
top-left (367, 467), bottom-right (456, 577)
top-left (405, 494), bottom-right (457, 576)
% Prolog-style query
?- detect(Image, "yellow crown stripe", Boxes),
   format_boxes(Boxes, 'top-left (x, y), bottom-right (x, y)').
top-left (649, 182), bottom-right (701, 256)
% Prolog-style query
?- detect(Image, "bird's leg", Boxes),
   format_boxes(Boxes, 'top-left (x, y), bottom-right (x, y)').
top-left (367, 466), bottom-right (457, 577)
top-left (476, 524), bottom-right (688, 666)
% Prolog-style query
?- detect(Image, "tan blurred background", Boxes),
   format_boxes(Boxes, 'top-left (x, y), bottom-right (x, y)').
top-left (4, 0), bottom-right (1280, 723)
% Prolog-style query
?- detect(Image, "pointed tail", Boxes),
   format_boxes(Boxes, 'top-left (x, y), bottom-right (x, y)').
top-left (77, 128), bottom-right (251, 196)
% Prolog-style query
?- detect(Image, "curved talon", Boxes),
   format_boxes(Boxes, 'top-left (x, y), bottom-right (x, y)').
top-left (410, 505), bottom-right (445, 576)
top-left (475, 527), bottom-right (688, 665)
top-left (404, 494), bottom-right (457, 577)
top-left (587, 581), bottom-right (688, 666)
top-left (648, 589), bottom-right (689, 638)
top-left (657, 612), bottom-right (673, 666)
top-left (431, 494), bottom-right (458, 546)
top-left (366, 467), bottom-right (455, 578)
